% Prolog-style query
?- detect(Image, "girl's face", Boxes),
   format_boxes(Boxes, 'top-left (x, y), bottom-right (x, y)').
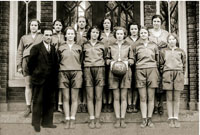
top-left (168, 35), bottom-right (177, 48)
top-left (116, 29), bottom-right (124, 41)
top-left (65, 29), bottom-right (75, 41)
top-left (78, 17), bottom-right (86, 29)
top-left (90, 28), bottom-right (99, 40)
top-left (30, 21), bottom-right (39, 33)
top-left (140, 29), bottom-right (148, 40)
top-left (54, 21), bottom-right (63, 32)
top-left (153, 17), bottom-right (161, 29)
top-left (130, 25), bottom-right (138, 36)
top-left (103, 19), bottom-right (111, 30)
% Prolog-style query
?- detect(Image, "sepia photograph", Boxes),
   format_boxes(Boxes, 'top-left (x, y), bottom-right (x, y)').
top-left (0, 0), bottom-right (199, 135)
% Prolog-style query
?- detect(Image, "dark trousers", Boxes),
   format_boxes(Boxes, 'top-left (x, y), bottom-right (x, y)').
top-left (32, 80), bottom-right (55, 127)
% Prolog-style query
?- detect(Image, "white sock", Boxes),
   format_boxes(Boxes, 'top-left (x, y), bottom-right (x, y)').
top-left (90, 116), bottom-right (95, 120)
top-left (71, 116), bottom-right (75, 120)
top-left (65, 117), bottom-right (70, 120)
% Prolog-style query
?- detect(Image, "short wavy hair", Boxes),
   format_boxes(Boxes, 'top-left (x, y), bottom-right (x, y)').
top-left (127, 22), bottom-right (140, 36)
top-left (28, 19), bottom-right (40, 33)
top-left (167, 33), bottom-right (179, 47)
top-left (113, 26), bottom-right (127, 39)
top-left (64, 26), bottom-right (77, 41)
top-left (152, 14), bottom-right (163, 24)
top-left (87, 26), bottom-right (101, 40)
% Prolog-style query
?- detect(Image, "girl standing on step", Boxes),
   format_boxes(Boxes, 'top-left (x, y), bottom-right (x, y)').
top-left (106, 27), bottom-right (134, 128)
top-left (133, 26), bottom-right (159, 128)
top-left (125, 22), bottom-right (140, 113)
top-left (83, 26), bottom-right (105, 129)
top-left (52, 19), bottom-right (65, 113)
top-left (17, 19), bottom-right (43, 118)
top-left (100, 17), bottom-right (116, 113)
top-left (76, 16), bottom-right (89, 113)
top-left (160, 33), bottom-right (186, 128)
top-left (58, 27), bottom-right (83, 129)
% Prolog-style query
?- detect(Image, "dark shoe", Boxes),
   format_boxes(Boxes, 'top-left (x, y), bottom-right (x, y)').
top-left (114, 118), bottom-right (120, 128)
top-left (88, 119), bottom-right (95, 129)
top-left (126, 105), bottom-right (132, 113)
top-left (120, 118), bottom-right (126, 128)
top-left (77, 104), bottom-right (82, 113)
top-left (153, 107), bottom-right (158, 114)
top-left (23, 107), bottom-right (31, 118)
top-left (102, 104), bottom-right (107, 113)
top-left (158, 106), bottom-right (164, 115)
top-left (168, 119), bottom-right (175, 128)
top-left (174, 119), bottom-right (180, 128)
top-left (42, 124), bottom-right (57, 128)
top-left (70, 120), bottom-right (76, 129)
top-left (82, 104), bottom-right (87, 113)
top-left (33, 125), bottom-right (40, 132)
top-left (107, 104), bottom-right (113, 112)
top-left (147, 118), bottom-right (154, 128)
top-left (95, 118), bottom-right (102, 129)
top-left (132, 105), bottom-right (138, 113)
top-left (64, 120), bottom-right (70, 129)
top-left (140, 118), bottom-right (147, 128)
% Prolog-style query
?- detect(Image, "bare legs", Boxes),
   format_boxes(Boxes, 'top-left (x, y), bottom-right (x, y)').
top-left (24, 76), bottom-right (32, 117)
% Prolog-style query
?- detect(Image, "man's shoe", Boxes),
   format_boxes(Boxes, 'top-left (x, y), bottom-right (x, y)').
top-left (42, 124), bottom-right (57, 128)
top-left (33, 125), bottom-right (40, 132)
top-left (23, 107), bottom-right (31, 118)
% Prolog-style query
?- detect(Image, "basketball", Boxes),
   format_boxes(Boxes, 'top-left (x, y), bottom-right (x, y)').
top-left (112, 61), bottom-right (127, 77)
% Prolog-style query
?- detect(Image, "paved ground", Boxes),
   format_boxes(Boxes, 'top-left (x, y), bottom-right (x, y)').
top-left (0, 122), bottom-right (199, 135)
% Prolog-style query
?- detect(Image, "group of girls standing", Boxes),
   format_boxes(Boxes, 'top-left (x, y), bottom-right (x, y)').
top-left (17, 14), bottom-right (186, 130)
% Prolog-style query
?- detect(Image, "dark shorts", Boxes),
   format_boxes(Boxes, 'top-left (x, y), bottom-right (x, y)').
top-left (109, 67), bottom-right (132, 89)
top-left (84, 67), bottom-right (105, 87)
top-left (162, 70), bottom-right (184, 91)
top-left (136, 68), bottom-right (159, 88)
top-left (59, 71), bottom-right (83, 88)
top-left (22, 57), bottom-right (30, 77)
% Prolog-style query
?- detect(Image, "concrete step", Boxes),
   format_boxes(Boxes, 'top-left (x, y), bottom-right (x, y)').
top-left (0, 110), bottom-right (198, 124)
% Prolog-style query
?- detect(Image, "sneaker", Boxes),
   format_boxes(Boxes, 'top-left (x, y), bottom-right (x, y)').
top-left (107, 104), bottom-right (113, 112)
top-left (95, 118), bottom-right (102, 129)
top-left (23, 107), bottom-right (31, 118)
top-left (82, 104), bottom-right (87, 113)
top-left (120, 119), bottom-right (126, 128)
top-left (140, 118), bottom-right (147, 128)
top-left (64, 120), bottom-right (70, 129)
top-left (158, 106), bottom-right (164, 115)
top-left (88, 119), bottom-right (95, 129)
top-left (174, 119), bottom-right (180, 128)
top-left (132, 105), bottom-right (138, 113)
top-left (168, 119), bottom-right (175, 128)
top-left (77, 104), bottom-right (82, 113)
top-left (102, 104), bottom-right (107, 113)
top-left (147, 118), bottom-right (154, 128)
top-left (70, 120), bottom-right (76, 129)
top-left (126, 105), bottom-right (132, 113)
top-left (153, 106), bottom-right (158, 114)
top-left (114, 118), bottom-right (120, 128)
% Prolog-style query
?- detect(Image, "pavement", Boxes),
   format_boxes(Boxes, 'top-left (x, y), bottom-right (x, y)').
top-left (0, 122), bottom-right (199, 135)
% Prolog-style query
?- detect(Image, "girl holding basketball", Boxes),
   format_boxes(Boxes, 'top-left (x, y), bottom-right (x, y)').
top-left (160, 33), bottom-right (186, 128)
top-left (83, 26), bottom-right (105, 129)
top-left (132, 26), bottom-right (159, 128)
top-left (106, 27), bottom-right (134, 128)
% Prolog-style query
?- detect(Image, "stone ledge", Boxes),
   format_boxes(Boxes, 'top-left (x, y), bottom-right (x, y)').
top-left (0, 110), bottom-right (198, 124)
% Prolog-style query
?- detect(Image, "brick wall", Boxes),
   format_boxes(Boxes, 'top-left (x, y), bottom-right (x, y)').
top-left (186, 1), bottom-right (199, 110)
top-left (196, 2), bottom-right (199, 102)
top-left (0, 2), bottom-right (9, 103)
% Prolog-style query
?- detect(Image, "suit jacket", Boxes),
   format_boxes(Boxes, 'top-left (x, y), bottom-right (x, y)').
top-left (28, 42), bottom-right (59, 85)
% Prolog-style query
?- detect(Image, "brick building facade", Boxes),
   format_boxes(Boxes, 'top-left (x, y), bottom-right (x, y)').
top-left (0, 1), bottom-right (199, 111)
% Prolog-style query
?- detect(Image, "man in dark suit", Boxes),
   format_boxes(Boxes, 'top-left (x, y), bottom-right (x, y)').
top-left (28, 28), bottom-right (59, 133)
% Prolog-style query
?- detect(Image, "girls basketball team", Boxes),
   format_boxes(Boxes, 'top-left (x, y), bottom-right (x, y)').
top-left (17, 14), bottom-right (186, 129)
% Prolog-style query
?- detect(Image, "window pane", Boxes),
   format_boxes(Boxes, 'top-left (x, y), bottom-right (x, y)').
top-left (18, 1), bottom-right (36, 46)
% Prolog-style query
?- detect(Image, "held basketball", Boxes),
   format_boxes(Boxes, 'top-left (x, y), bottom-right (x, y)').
top-left (112, 61), bottom-right (127, 77)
